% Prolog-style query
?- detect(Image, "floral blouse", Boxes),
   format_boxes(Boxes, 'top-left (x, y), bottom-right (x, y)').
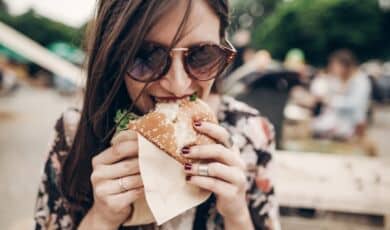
top-left (34, 95), bottom-right (280, 230)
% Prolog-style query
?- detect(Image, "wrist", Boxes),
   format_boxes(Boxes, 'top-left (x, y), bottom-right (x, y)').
top-left (224, 206), bottom-right (253, 230)
top-left (80, 206), bottom-right (118, 230)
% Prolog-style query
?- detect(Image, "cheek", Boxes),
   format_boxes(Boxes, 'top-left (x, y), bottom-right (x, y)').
top-left (124, 76), bottom-right (156, 113)
top-left (196, 79), bottom-right (215, 98)
top-left (124, 77), bottom-right (146, 100)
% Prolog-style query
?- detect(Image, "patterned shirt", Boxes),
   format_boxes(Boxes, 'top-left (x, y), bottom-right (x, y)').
top-left (34, 95), bottom-right (280, 230)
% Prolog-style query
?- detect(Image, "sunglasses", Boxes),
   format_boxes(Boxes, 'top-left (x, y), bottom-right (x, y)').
top-left (127, 38), bottom-right (237, 82)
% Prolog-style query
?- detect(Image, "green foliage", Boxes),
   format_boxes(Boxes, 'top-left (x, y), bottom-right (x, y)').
top-left (252, 0), bottom-right (390, 65)
top-left (230, 0), bottom-right (283, 32)
top-left (0, 9), bottom-right (85, 48)
top-left (2, 1), bottom-right (388, 65)
top-left (0, 0), bottom-right (7, 12)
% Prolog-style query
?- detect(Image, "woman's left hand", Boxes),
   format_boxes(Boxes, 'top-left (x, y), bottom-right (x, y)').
top-left (181, 121), bottom-right (252, 225)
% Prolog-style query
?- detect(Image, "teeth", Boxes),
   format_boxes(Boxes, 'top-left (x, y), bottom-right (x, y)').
top-left (154, 97), bottom-right (166, 103)
top-left (155, 98), bottom-right (175, 103)
top-left (153, 96), bottom-right (189, 104)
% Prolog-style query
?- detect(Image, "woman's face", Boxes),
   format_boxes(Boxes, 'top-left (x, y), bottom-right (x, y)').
top-left (329, 60), bottom-right (349, 79)
top-left (124, 0), bottom-right (221, 113)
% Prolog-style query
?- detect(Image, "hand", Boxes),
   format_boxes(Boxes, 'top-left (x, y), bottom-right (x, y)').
top-left (182, 121), bottom-right (251, 224)
top-left (87, 131), bottom-right (144, 229)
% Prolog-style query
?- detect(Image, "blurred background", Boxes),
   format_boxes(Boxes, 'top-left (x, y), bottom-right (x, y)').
top-left (0, 0), bottom-right (389, 229)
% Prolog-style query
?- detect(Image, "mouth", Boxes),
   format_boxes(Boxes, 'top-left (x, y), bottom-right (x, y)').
top-left (151, 94), bottom-right (196, 103)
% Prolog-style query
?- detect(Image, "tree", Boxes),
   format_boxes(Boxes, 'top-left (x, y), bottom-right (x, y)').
top-left (252, 0), bottom-right (390, 65)
top-left (0, 0), bottom-right (7, 12)
top-left (1, 9), bottom-right (85, 48)
top-left (230, 0), bottom-right (283, 33)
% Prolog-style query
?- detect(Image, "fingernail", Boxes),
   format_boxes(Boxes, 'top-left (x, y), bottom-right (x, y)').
top-left (181, 147), bottom-right (190, 154)
top-left (186, 175), bottom-right (192, 181)
top-left (184, 163), bottom-right (192, 170)
top-left (194, 121), bottom-right (201, 127)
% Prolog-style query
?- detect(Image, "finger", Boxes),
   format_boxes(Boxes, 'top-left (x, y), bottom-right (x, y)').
top-left (193, 121), bottom-right (231, 147)
top-left (187, 175), bottom-right (238, 198)
top-left (182, 144), bottom-right (245, 169)
top-left (93, 158), bottom-right (140, 180)
top-left (92, 140), bottom-right (138, 167)
top-left (96, 174), bottom-right (143, 196)
top-left (184, 162), bottom-right (245, 187)
top-left (106, 187), bottom-right (144, 213)
top-left (111, 130), bottom-right (137, 145)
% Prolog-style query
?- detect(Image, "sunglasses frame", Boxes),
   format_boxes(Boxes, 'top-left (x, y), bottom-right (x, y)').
top-left (127, 38), bottom-right (237, 82)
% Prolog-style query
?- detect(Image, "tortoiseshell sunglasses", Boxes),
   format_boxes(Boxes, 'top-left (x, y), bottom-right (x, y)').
top-left (127, 38), bottom-right (237, 82)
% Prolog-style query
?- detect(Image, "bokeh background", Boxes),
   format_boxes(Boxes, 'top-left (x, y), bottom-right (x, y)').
top-left (1, 0), bottom-right (389, 229)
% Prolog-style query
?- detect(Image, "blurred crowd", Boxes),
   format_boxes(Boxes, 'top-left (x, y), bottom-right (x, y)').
top-left (223, 30), bottom-right (390, 155)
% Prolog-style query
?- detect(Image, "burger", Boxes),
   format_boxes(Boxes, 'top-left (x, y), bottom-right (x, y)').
top-left (114, 94), bottom-right (217, 164)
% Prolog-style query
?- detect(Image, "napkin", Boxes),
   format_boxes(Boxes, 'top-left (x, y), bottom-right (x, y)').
top-left (112, 130), bottom-right (211, 226)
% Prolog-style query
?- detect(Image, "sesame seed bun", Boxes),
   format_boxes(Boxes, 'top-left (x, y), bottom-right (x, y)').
top-left (128, 98), bottom-right (217, 164)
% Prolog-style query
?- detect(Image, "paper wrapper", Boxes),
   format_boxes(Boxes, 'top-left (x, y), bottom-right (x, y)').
top-left (112, 130), bottom-right (211, 226)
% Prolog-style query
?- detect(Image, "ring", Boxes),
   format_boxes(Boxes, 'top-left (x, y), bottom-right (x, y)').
top-left (198, 164), bottom-right (209, 177)
top-left (118, 177), bottom-right (129, 192)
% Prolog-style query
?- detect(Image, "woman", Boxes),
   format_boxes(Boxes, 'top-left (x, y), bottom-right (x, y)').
top-left (311, 49), bottom-right (371, 140)
top-left (34, 0), bottom-right (279, 229)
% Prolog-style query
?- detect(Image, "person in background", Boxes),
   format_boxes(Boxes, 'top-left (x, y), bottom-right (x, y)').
top-left (312, 49), bottom-right (371, 140)
top-left (284, 48), bottom-right (315, 86)
top-left (223, 49), bottom-right (274, 94)
top-left (0, 57), bottom-right (18, 95)
top-left (242, 47), bottom-right (256, 65)
top-left (230, 30), bottom-right (251, 72)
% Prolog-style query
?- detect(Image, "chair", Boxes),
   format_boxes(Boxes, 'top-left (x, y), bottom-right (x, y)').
top-left (235, 70), bottom-right (301, 149)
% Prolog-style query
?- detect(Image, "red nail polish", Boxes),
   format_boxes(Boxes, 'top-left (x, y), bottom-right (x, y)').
top-left (181, 147), bottom-right (190, 154)
top-left (184, 163), bottom-right (192, 170)
top-left (186, 175), bottom-right (192, 181)
top-left (194, 121), bottom-right (201, 127)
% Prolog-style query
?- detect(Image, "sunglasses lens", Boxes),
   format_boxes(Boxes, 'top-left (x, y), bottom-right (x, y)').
top-left (186, 45), bottom-right (228, 80)
top-left (128, 43), bottom-right (168, 82)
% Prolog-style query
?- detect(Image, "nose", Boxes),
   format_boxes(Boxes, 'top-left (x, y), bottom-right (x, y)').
top-left (159, 51), bottom-right (192, 97)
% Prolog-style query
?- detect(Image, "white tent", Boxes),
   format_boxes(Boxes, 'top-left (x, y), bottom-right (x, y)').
top-left (0, 21), bottom-right (85, 87)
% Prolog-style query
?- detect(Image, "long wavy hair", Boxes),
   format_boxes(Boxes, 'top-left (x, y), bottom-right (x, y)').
top-left (60, 0), bottom-right (231, 225)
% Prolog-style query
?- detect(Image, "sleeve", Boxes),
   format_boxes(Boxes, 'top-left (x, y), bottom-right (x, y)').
top-left (34, 114), bottom-right (74, 230)
top-left (240, 115), bottom-right (281, 230)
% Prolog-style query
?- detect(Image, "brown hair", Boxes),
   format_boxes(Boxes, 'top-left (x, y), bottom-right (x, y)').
top-left (328, 49), bottom-right (358, 71)
top-left (60, 0), bottom-right (231, 225)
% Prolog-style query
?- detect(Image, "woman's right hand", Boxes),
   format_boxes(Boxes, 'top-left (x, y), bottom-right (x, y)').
top-left (86, 132), bottom-right (143, 229)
